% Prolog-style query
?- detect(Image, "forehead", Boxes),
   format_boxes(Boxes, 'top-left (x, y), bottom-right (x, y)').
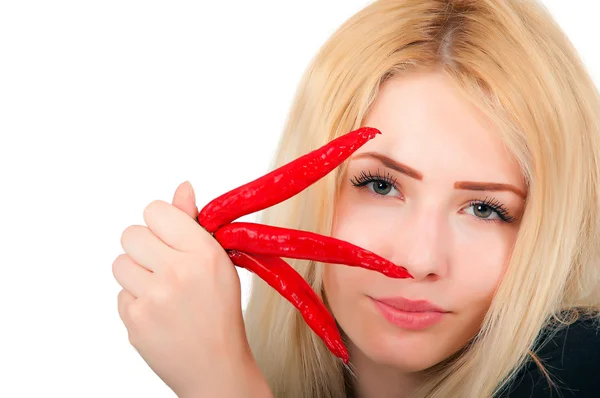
top-left (358, 70), bottom-right (524, 187)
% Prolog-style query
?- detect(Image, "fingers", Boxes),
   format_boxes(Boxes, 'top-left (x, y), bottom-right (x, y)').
top-left (117, 289), bottom-right (136, 323)
top-left (117, 287), bottom-right (136, 325)
top-left (120, 224), bottom-right (178, 273)
top-left (143, 199), bottom-right (213, 253)
top-left (113, 253), bottom-right (154, 298)
top-left (117, 288), bottom-right (142, 350)
top-left (172, 181), bottom-right (198, 220)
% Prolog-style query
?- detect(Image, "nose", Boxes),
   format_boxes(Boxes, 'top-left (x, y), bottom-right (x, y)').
top-left (387, 203), bottom-right (449, 281)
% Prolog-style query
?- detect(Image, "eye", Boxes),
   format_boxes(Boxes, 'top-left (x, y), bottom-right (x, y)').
top-left (466, 203), bottom-right (498, 219)
top-left (349, 169), bottom-right (402, 198)
top-left (464, 198), bottom-right (515, 223)
top-left (369, 180), bottom-right (398, 196)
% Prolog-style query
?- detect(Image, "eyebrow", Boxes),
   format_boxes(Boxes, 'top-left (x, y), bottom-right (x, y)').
top-left (454, 181), bottom-right (526, 199)
top-left (352, 152), bottom-right (423, 180)
top-left (350, 152), bottom-right (527, 199)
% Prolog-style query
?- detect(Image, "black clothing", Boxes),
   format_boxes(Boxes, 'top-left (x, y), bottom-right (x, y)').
top-left (498, 317), bottom-right (600, 397)
top-left (343, 316), bottom-right (600, 397)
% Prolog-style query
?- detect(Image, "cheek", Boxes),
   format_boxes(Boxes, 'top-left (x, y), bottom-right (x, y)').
top-left (325, 195), bottom-right (386, 312)
top-left (322, 249), bottom-right (379, 345)
top-left (453, 227), bottom-right (515, 308)
top-left (330, 192), bottom-right (391, 257)
top-left (324, 194), bottom-right (388, 347)
top-left (323, 263), bottom-right (364, 315)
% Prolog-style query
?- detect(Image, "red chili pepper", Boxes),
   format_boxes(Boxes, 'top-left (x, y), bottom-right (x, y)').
top-left (198, 126), bottom-right (381, 233)
top-left (195, 127), bottom-right (414, 363)
top-left (215, 222), bottom-right (411, 279)
top-left (228, 250), bottom-right (349, 364)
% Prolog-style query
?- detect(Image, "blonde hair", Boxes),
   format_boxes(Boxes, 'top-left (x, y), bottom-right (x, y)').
top-left (243, 0), bottom-right (600, 396)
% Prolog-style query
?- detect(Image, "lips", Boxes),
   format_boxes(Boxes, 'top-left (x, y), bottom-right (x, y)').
top-left (373, 296), bottom-right (448, 313)
top-left (369, 296), bottom-right (449, 330)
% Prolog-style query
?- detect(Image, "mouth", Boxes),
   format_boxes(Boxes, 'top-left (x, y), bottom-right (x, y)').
top-left (369, 296), bottom-right (449, 330)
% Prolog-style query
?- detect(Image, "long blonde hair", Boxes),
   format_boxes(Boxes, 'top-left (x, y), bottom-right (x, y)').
top-left (243, 1), bottom-right (600, 396)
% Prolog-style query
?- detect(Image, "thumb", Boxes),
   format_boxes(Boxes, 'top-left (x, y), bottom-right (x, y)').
top-left (172, 180), bottom-right (198, 220)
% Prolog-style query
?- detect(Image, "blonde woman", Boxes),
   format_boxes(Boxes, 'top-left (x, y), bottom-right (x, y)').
top-left (114, 0), bottom-right (600, 397)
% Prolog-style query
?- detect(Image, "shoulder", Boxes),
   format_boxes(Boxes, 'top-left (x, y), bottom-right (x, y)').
top-left (499, 315), bottom-right (600, 397)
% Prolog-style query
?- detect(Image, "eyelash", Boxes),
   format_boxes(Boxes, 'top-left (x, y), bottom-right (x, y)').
top-left (349, 169), bottom-right (400, 197)
top-left (349, 169), bottom-right (516, 224)
top-left (468, 197), bottom-right (515, 223)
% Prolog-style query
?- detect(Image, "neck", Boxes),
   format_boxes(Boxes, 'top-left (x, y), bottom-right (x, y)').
top-left (347, 343), bottom-right (423, 398)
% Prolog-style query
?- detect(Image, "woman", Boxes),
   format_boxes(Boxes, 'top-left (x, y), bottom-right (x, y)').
top-left (114, 0), bottom-right (600, 397)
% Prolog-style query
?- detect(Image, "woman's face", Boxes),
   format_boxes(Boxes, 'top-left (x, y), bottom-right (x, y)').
top-left (324, 70), bottom-right (526, 371)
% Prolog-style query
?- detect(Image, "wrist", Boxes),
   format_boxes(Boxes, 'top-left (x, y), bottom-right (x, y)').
top-left (175, 356), bottom-right (272, 398)
top-left (232, 354), bottom-right (273, 398)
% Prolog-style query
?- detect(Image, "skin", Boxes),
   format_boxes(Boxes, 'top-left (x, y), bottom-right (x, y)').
top-left (114, 182), bottom-right (273, 398)
top-left (114, 70), bottom-right (525, 397)
top-left (323, 70), bottom-right (527, 397)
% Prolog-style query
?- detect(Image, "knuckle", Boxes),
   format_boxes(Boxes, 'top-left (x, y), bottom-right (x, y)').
top-left (143, 199), bottom-right (165, 220)
top-left (117, 289), bottom-right (147, 352)
top-left (187, 252), bottom-right (219, 281)
top-left (112, 253), bottom-right (129, 278)
top-left (128, 331), bottom-right (139, 352)
top-left (173, 261), bottom-right (202, 284)
top-left (116, 289), bottom-right (128, 318)
top-left (120, 225), bottom-right (149, 250)
top-left (204, 251), bottom-right (219, 267)
top-left (120, 225), bottom-right (138, 248)
top-left (173, 248), bottom-right (215, 279)
top-left (202, 244), bottom-right (224, 268)
top-left (127, 299), bottom-right (147, 325)
top-left (117, 290), bottom-right (141, 346)
top-left (126, 327), bottom-right (141, 348)
top-left (148, 284), bottom-right (174, 306)
top-left (164, 252), bottom-right (192, 276)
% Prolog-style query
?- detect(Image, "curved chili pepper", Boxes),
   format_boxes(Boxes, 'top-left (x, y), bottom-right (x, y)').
top-left (228, 250), bottom-right (349, 364)
top-left (194, 127), bottom-right (414, 363)
top-left (198, 126), bottom-right (381, 233)
top-left (215, 222), bottom-right (411, 279)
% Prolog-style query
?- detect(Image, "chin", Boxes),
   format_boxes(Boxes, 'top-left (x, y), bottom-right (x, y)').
top-left (341, 305), bottom-right (456, 371)
top-left (353, 331), bottom-right (445, 372)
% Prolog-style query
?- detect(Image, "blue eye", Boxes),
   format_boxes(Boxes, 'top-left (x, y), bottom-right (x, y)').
top-left (350, 169), bottom-right (401, 197)
top-left (465, 203), bottom-right (499, 219)
top-left (465, 198), bottom-right (515, 223)
top-left (371, 181), bottom-right (393, 195)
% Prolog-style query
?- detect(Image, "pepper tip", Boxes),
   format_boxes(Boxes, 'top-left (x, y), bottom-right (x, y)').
top-left (359, 126), bottom-right (382, 137)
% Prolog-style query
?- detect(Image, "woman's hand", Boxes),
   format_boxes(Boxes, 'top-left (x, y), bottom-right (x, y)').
top-left (113, 181), bottom-right (272, 397)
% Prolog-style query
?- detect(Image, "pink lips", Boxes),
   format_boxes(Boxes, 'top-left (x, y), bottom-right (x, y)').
top-left (371, 296), bottom-right (449, 330)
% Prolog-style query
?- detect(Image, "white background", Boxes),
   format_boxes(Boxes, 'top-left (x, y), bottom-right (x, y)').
top-left (1, 1), bottom-right (598, 396)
